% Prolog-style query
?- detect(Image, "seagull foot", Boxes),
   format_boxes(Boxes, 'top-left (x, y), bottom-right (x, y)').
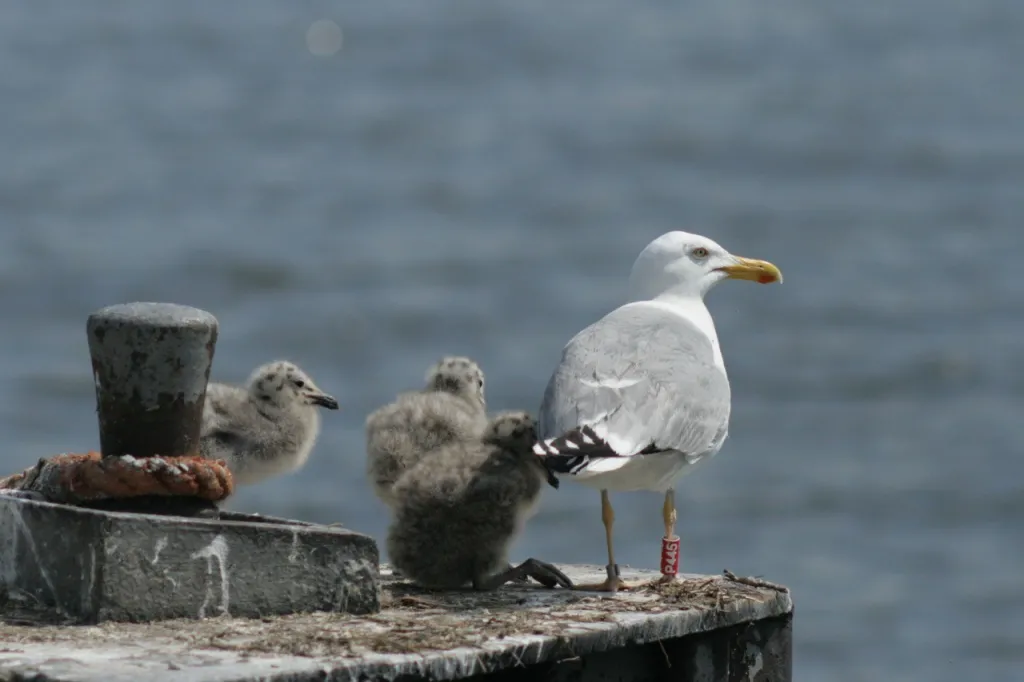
top-left (572, 577), bottom-right (633, 593)
top-left (572, 564), bottom-right (636, 593)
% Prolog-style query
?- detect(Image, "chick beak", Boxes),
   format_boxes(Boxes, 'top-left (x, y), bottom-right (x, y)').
top-left (306, 390), bottom-right (339, 410)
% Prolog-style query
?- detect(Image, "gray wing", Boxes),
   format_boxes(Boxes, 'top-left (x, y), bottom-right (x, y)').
top-left (537, 303), bottom-right (731, 466)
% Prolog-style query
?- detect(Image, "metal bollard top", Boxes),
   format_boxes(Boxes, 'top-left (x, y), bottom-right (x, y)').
top-left (87, 302), bottom-right (219, 459)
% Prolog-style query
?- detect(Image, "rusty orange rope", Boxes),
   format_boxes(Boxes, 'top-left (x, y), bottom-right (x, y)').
top-left (0, 452), bottom-right (234, 504)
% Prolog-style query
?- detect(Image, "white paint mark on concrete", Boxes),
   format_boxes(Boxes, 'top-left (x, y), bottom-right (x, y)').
top-left (692, 642), bottom-right (715, 682)
top-left (509, 644), bottom-right (526, 668)
top-left (8, 507), bottom-right (61, 611)
top-left (151, 537), bottom-right (168, 565)
top-left (745, 642), bottom-right (764, 680)
top-left (288, 530), bottom-right (299, 563)
top-left (190, 535), bottom-right (230, 618)
top-left (0, 503), bottom-right (20, 584)
top-left (81, 546), bottom-right (97, 614)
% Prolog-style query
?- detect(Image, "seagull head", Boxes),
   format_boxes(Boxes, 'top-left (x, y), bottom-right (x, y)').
top-left (247, 361), bottom-right (339, 411)
top-left (628, 231), bottom-right (783, 301)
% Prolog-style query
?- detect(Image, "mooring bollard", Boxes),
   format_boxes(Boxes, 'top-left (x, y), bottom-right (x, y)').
top-left (87, 302), bottom-right (218, 459)
top-left (0, 300), bottom-right (380, 624)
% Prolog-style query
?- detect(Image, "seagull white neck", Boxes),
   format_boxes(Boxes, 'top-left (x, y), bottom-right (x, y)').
top-left (643, 295), bottom-right (725, 369)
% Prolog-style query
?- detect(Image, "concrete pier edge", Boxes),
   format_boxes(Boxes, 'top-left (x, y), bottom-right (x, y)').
top-left (0, 563), bottom-right (792, 682)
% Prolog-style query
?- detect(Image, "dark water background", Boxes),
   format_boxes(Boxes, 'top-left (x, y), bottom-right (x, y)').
top-left (1, 2), bottom-right (1022, 680)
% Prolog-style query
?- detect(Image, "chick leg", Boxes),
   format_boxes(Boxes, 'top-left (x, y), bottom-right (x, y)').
top-left (572, 490), bottom-right (632, 592)
top-left (657, 487), bottom-right (680, 583)
top-left (507, 562), bottom-right (532, 584)
top-left (472, 559), bottom-right (574, 590)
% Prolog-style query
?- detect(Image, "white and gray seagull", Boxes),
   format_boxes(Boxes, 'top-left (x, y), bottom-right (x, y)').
top-left (533, 231), bottom-right (782, 592)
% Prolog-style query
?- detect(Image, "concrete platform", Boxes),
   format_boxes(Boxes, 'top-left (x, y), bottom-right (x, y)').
top-left (0, 493), bottom-right (379, 623)
top-left (0, 564), bottom-right (793, 682)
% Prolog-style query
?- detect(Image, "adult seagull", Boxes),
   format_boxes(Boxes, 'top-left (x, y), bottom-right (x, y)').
top-left (534, 231), bottom-right (782, 592)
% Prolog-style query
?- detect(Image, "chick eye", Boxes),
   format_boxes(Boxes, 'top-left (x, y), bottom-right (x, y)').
top-left (691, 247), bottom-right (709, 259)
top-left (294, 380), bottom-right (305, 388)
top-left (477, 379), bottom-right (484, 388)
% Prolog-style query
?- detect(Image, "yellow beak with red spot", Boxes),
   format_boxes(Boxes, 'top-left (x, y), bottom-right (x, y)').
top-left (716, 257), bottom-right (783, 285)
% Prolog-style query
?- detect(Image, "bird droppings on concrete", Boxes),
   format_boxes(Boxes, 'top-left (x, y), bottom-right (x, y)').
top-left (0, 565), bottom-right (791, 659)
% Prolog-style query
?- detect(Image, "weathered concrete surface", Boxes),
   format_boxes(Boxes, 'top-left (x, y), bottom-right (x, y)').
top-left (0, 564), bottom-right (792, 682)
top-left (0, 494), bottom-right (379, 623)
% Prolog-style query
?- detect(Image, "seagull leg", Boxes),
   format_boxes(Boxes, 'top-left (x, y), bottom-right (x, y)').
top-left (658, 487), bottom-right (680, 584)
top-left (505, 561), bottom-right (532, 584)
top-left (573, 490), bottom-right (632, 592)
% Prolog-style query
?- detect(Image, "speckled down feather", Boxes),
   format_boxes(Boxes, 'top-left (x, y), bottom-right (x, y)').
top-left (387, 411), bottom-right (553, 589)
top-left (366, 357), bottom-right (488, 509)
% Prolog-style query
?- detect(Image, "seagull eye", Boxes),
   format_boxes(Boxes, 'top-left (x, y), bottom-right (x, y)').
top-left (294, 380), bottom-right (305, 388)
top-left (691, 247), bottom-right (709, 259)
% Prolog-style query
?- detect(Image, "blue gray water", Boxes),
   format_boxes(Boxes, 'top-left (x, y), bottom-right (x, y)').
top-left (1, 2), bottom-right (1022, 680)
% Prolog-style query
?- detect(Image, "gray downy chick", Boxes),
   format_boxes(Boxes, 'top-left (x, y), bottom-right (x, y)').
top-left (366, 356), bottom-right (488, 509)
top-left (386, 410), bottom-right (571, 590)
top-left (201, 360), bottom-right (339, 486)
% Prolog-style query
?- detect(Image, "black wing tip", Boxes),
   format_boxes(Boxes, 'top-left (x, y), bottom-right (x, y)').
top-left (531, 425), bottom-right (625, 478)
top-left (533, 425), bottom-right (617, 458)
